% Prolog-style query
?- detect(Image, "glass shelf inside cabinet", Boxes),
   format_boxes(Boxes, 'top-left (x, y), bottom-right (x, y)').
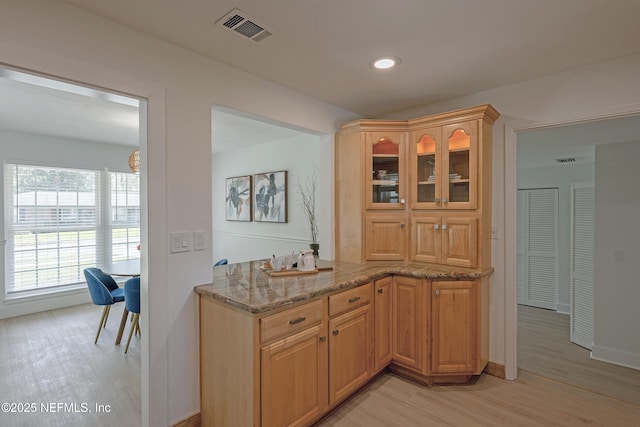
top-left (372, 137), bottom-right (400, 203)
top-left (448, 129), bottom-right (470, 203)
top-left (416, 134), bottom-right (436, 203)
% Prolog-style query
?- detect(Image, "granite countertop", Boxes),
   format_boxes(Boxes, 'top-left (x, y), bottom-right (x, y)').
top-left (194, 259), bottom-right (493, 314)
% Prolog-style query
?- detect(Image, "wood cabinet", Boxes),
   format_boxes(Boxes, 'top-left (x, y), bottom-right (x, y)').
top-left (392, 276), bottom-right (423, 372)
top-left (260, 299), bottom-right (328, 427)
top-left (374, 277), bottom-right (392, 371)
top-left (388, 277), bottom-right (489, 380)
top-left (336, 104), bottom-right (498, 269)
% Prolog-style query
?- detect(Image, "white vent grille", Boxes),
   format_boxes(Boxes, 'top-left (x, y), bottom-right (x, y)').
top-left (216, 8), bottom-right (273, 43)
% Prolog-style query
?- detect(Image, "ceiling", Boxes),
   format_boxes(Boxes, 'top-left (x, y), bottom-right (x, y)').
top-left (61, 0), bottom-right (640, 117)
top-left (2, 1), bottom-right (640, 158)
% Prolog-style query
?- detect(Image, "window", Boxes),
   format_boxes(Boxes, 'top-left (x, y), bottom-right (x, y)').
top-left (4, 164), bottom-right (140, 296)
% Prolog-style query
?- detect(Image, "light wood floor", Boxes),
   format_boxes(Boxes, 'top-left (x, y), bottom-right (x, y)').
top-left (317, 305), bottom-right (640, 426)
top-left (0, 303), bottom-right (141, 427)
top-left (518, 304), bottom-right (640, 405)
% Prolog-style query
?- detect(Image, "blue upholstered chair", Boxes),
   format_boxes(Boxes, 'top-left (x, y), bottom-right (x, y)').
top-left (83, 268), bottom-right (125, 344)
top-left (123, 277), bottom-right (141, 353)
top-left (214, 258), bottom-right (228, 266)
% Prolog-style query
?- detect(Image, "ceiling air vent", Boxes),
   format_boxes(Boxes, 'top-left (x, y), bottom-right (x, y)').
top-left (216, 8), bottom-right (273, 43)
top-left (556, 157), bottom-right (576, 164)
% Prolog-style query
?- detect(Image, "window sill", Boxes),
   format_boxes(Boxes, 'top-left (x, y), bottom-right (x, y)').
top-left (5, 284), bottom-right (88, 304)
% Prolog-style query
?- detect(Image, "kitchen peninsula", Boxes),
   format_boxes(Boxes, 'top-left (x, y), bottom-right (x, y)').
top-left (195, 259), bottom-right (492, 427)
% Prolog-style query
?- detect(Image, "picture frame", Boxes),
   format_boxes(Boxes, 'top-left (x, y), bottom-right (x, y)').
top-left (225, 175), bottom-right (252, 221)
top-left (253, 170), bottom-right (287, 223)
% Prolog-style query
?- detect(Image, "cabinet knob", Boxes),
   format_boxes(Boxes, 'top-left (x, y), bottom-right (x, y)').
top-left (434, 224), bottom-right (439, 230)
top-left (400, 199), bottom-right (406, 205)
top-left (435, 198), bottom-right (440, 203)
top-left (435, 290), bottom-right (440, 296)
top-left (319, 336), bottom-right (327, 342)
top-left (400, 223), bottom-right (405, 229)
top-left (442, 224), bottom-right (447, 230)
top-left (332, 330), bottom-right (340, 336)
top-left (377, 288), bottom-right (383, 294)
top-left (442, 197), bottom-right (447, 203)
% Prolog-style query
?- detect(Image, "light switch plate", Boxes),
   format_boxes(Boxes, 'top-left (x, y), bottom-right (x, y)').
top-left (170, 232), bottom-right (191, 253)
top-left (193, 231), bottom-right (206, 251)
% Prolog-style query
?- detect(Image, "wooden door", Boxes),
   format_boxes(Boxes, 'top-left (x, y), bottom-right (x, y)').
top-left (365, 214), bottom-right (406, 260)
top-left (374, 277), bottom-right (393, 371)
top-left (441, 121), bottom-right (477, 209)
top-left (261, 324), bottom-right (328, 427)
top-left (392, 276), bottom-right (423, 372)
top-left (329, 304), bottom-right (373, 404)
top-left (431, 281), bottom-right (477, 373)
top-left (411, 215), bottom-right (441, 263)
top-left (441, 217), bottom-right (477, 268)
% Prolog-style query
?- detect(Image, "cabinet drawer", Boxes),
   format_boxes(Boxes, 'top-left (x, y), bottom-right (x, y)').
top-left (329, 283), bottom-right (371, 317)
top-left (261, 299), bottom-right (324, 344)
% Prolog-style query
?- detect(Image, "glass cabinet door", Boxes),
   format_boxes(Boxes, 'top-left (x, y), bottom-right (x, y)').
top-left (412, 127), bottom-right (441, 209)
top-left (366, 132), bottom-right (406, 209)
top-left (442, 121), bottom-right (477, 209)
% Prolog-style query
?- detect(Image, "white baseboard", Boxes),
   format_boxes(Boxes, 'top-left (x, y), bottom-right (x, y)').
top-left (591, 345), bottom-right (640, 371)
top-left (556, 303), bottom-right (570, 314)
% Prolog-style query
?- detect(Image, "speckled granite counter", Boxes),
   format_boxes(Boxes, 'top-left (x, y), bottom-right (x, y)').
top-left (194, 259), bottom-right (493, 314)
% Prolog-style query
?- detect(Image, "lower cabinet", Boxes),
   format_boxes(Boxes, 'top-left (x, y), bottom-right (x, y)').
top-left (411, 214), bottom-right (478, 268)
top-left (374, 277), bottom-right (392, 371)
top-left (199, 275), bottom-right (488, 426)
top-left (390, 276), bottom-right (487, 378)
top-left (261, 323), bottom-right (328, 427)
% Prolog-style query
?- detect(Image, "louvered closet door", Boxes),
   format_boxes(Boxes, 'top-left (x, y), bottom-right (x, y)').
top-left (570, 183), bottom-right (595, 350)
top-left (516, 188), bottom-right (558, 310)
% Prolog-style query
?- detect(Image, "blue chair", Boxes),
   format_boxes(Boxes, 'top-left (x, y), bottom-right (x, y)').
top-left (214, 258), bottom-right (228, 266)
top-left (84, 268), bottom-right (125, 344)
top-left (124, 277), bottom-right (141, 353)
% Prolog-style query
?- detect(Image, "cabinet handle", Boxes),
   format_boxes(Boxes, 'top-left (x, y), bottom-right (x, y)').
top-left (332, 330), bottom-right (340, 336)
top-left (377, 288), bottom-right (383, 294)
top-left (348, 296), bottom-right (361, 303)
top-left (435, 290), bottom-right (440, 296)
top-left (319, 336), bottom-right (326, 342)
top-left (288, 316), bottom-right (306, 325)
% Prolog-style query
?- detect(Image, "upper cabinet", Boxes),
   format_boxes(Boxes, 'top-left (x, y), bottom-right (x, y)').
top-left (335, 105), bottom-right (499, 269)
top-left (411, 121), bottom-right (477, 210)
top-left (366, 131), bottom-right (407, 209)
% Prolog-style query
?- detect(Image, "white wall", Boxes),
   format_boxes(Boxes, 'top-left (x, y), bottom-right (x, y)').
top-left (382, 53), bottom-right (640, 377)
top-left (212, 133), bottom-right (333, 263)
top-left (593, 140), bottom-right (640, 369)
top-left (0, 1), bottom-right (358, 425)
top-left (517, 161), bottom-right (595, 313)
top-left (0, 129), bottom-right (135, 319)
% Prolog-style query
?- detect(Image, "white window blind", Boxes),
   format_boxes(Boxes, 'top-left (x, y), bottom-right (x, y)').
top-left (4, 164), bottom-right (140, 296)
top-left (5, 164), bottom-right (101, 293)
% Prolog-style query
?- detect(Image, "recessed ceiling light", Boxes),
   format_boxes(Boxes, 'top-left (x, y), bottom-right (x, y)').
top-left (372, 56), bottom-right (400, 70)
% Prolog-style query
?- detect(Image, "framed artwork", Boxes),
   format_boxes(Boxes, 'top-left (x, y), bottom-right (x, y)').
top-left (225, 175), bottom-right (252, 221)
top-left (253, 170), bottom-right (287, 223)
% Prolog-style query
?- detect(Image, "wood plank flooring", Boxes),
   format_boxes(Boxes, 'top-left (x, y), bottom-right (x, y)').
top-left (0, 303), bottom-right (140, 427)
top-left (317, 305), bottom-right (640, 426)
top-left (518, 304), bottom-right (640, 405)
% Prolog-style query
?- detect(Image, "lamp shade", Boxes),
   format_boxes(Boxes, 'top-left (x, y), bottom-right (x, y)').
top-left (128, 150), bottom-right (140, 174)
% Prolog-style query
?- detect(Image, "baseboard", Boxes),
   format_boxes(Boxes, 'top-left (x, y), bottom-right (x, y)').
top-left (173, 412), bottom-right (200, 427)
top-left (591, 345), bottom-right (640, 371)
top-left (484, 361), bottom-right (506, 379)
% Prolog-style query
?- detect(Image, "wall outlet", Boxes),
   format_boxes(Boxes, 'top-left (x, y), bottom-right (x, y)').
top-left (170, 232), bottom-right (191, 253)
top-left (193, 231), bottom-right (206, 251)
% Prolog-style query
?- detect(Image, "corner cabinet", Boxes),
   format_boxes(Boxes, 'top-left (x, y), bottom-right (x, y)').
top-left (336, 104), bottom-right (499, 269)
